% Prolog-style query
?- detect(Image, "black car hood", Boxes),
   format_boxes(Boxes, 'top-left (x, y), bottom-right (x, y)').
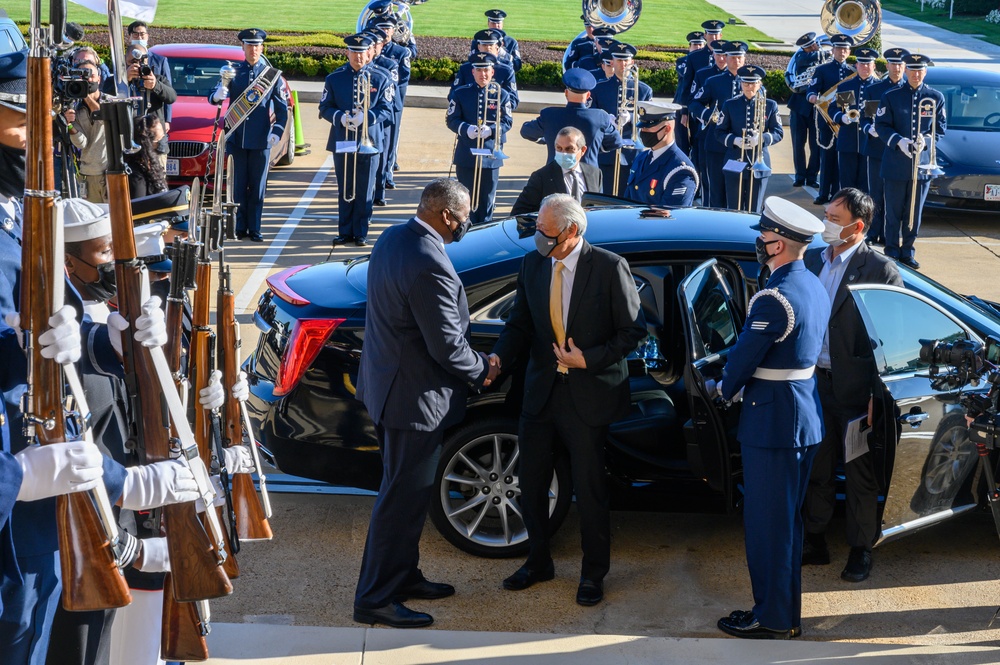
top-left (939, 129), bottom-right (1000, 171)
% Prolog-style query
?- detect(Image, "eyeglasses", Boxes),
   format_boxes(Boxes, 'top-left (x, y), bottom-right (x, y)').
top-left (131, 31), bottom-right (149, 37)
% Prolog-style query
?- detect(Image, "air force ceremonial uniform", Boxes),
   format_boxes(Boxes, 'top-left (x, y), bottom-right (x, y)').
top-left (784, 33), bottom-right (826, 186)
top-left (806, 35), bottom-right (855, 202)
top-left (450, 57), bottom-right (519, 110)
top-left (831, 49), bottom-right (880, 192)
top-left (625, 102), bottom-right (698, 208)
top-left (689, 63), bottom-right (741, 208)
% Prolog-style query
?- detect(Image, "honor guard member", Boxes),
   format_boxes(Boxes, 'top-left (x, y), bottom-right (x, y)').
top-left (521, 68), bottom-right (622, 170)
top-left (446, 53), bottom-right (513, 226)
top-left (367, 14), bottom-right (411, 178)
top-left (564, 15), bottom-right (597, 70)
top-left (468, 10), bottom-right (522, 72)
top-left (862, 48), bottom-right (908, 245)
top-left (574, 27), bottom-right (616, 72)
top-left (208, 28), bottom-right (288, 242)
top-left (319, 33), bottom-right (394, 247)
top-left (591, 42), bottom-right (653, 196)
top-left (785, 32), bottom-right (827, 187)
top-left (673, 31), bottom-right (708, 156)
top-left (676, 19), bottom-right (725, 119)
top-left (625, 102), bottom-right (698, 208)
top-left (365, 27), bottom-right (400, 207)
top-left (716, 197), bottom-right (829, 640)
top-left (450, 30), bottom-right (519, 110)
top-left (689, 40), bottom-right (746, 208)
top-left (831, 47), bottom-right (879, 191)
top-left (688, 40), bottom-right (728, 198)
top-left (807, 34), bottom-right (854, 205)
top-left (874, 53), bottom-right (945, 269)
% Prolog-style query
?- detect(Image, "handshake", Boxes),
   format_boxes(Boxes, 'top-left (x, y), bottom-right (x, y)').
top-left (466, 124), bottom-right (493, 140)
top-left (479, 352), bottom-right (502, 387)
top-left (341, 110), bottom-right (366, 130)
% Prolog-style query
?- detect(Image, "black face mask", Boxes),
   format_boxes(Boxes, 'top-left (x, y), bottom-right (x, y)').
top-left (755, 237), bottom-right (781, 266)
top-left (638, 127), bottom-right (663, 149)
top-left (73, 256), bottom-right (117, 302)
top-left (0, 144), bottom-right (26, 199)
top-left (448, 212), bottom-right (472, 243)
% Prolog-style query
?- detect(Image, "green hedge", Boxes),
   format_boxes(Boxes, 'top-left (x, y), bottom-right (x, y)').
top-left (954, 0), bottom-right (996, 13)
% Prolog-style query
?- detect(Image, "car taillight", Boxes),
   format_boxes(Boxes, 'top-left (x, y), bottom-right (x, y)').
top-left (266, 265), bottom-right (310, 305)
top-left (274, 318), bottom-right (345, 396)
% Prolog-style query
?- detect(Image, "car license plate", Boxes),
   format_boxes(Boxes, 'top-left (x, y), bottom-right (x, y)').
top-left (166, 159), bottom-right (179, 176)
top-left (986, 184), bottom-right (1000, 201)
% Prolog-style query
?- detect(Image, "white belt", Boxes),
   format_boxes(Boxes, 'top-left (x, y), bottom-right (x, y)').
top-left (752, 366), bottom-right (816, 381)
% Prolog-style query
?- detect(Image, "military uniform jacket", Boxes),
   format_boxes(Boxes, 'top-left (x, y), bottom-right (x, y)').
top-left (807, 59), bottom-right (855, 102)
top-left (717, 95), bottom-right (783, 165)
top-left (467, 35), bottom-right (522, 72)
top-left (689, 70), bottom-right (741, 154)
top-left (446, 83), bottom-right (514, 170)
top-left (450, 60), bottom-right (519, 109)
top-left (677, 45), bottom-right (714, 110)
top-left (625, 143), bottom-right (698, 207)
top-left (381, 41), bottom-right (412, 87)
top-left (372, 55), bottom-right (403, 114)
top-left (319, 63), bottom-right (394, 154)
top-left (211, 59), bottom-right (289, 151)
top-left (591, 75), bottom-right (654, 166)
top-left (565, 36), bottom-right (596, 69)
top-left (686, 63), bottom-right (724, 138)
top-left (520, 102), bottom-right (622, 169)
top-left (785, 48), bottom-right (826, 116)
top-left (831, 75), bottom-right (877, 154)
top-left (721, 260), bottom-right (830, 449)
top-left (874, 82), bottom-right (947, 181)
top-left (860, 77), bottom-right (904, 159)
top-left (673, 54), bottom-right (691, 105)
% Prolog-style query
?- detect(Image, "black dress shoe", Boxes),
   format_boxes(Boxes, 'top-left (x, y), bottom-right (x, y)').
top-left (392, 163), bottom-right (400, 172)
top-left (865, 236), bottom-right (884, 246)
top-left (813, 195), bottom-right (831, 205)
top-left (899, 256), bottom-right (920, 270)
top-left (718, 610), bottom-right (793, 640)
top-left (841, 546), bottom-right (872, 582)
top-left (354, 238), bottom-right (368, 247)
top-left (503, 563), bottom-right (555, 591)
top-left (802, 532), bottom-right (830, 566)
top-left (250, 234), bottom-right (264, 242)
top-left (806, 180), bottom-right (820, 188)
top-left (792, 179), bottom-right (805, 187)
top-left (331, 235), bottom-right (353, 246)
top-left (374, 199), bottom-right (387, 207)
top-left (353, 601), bottom-right (433, 628)
top-left (395, 579), bottom-right (455, 601)
top-left (236, 231), bottom-right (248, 240)
top-left (790, 626), bottom-right (802, 638)
top-left (576, 579), bottom-right (603, 606)
top-left (385, 182), bottom-right (396, 190)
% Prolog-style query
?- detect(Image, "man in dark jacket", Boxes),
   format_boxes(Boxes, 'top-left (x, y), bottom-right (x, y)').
top-left (510, 126), bottom-right (601, 216)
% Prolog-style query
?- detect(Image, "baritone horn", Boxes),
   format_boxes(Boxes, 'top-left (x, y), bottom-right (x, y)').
top-left (343, 70), bottom-right (379, 204)
top-left (471, 82), bottom-right (504, 213)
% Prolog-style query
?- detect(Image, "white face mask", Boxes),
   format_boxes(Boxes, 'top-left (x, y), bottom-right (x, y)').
top-left (822, 219), bottom-right (849, 247)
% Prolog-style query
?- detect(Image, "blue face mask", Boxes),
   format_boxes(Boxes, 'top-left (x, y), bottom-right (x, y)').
top-left (130, 39), bottom-right (148, 48)
top-left (554, 152), bottom-right (579, 170)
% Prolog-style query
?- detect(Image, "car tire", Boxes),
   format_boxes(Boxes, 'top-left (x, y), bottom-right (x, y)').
top-left (909, 414), bottom-right (979, 514)
top-left (429, 416), bottom-right (572, 558)
top-left (277, 122), bottom-right (295, 166)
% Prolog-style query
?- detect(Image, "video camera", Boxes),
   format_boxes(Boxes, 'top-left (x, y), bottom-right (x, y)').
top-left (52, 57), bottom-right (98, 100)
top-left (131, 49), bottom-right (152, 78)
top-left (920, 335), bottom-right (1000, 449)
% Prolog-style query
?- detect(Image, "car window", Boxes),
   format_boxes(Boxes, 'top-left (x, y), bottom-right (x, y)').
top-left (934, 83), bottom-right (1000, 132)
top-left (855, 289), bottom-right (967, 375)
top-left (680, 263), bottom-right (738, 360)
top-left (0, 26), bottom-right (25, 54)
top-left (167, 57), bottom-right (234, 97)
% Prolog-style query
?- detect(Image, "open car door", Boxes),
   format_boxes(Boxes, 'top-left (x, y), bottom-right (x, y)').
top-left (677, 259), bottom-right (743, 510)
top-left (848, 285), bottom-right (985, 546)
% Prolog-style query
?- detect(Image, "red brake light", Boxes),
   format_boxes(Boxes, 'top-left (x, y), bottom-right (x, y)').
top-left (274, 318), bottom-right (345, 396)
top-left (267, 265), bottom-right (311, 305)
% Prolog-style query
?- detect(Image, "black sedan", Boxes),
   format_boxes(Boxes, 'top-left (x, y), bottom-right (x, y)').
top-left (244, 206), bottom-right (1000, 557)
top-left (923, 67), bottom-right (1000, 213)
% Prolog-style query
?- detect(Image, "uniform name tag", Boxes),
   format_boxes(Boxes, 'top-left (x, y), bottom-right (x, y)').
top-left (336, 141), bottom-right (359, 153)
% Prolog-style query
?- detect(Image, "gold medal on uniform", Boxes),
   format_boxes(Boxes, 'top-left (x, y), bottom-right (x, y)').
top-left (649, 179), bottom-right (658, 197)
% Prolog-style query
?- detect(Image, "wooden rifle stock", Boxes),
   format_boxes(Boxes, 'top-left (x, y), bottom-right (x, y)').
top-left (22, 45), bottom-right (130, 611)
top-left (161, 574), bottom-right (210, 662)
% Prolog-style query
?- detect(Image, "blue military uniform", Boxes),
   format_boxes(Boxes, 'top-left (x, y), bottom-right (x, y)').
top-left (784, 33), bottom-right (827, 186)
top-left (450, 56), bottom-right (519, 110)
top-left (470, 11), bottom-right (523, 72)
top-left (564, 20), bottom-right (597, 70)
top-left (686, 47), bottom-right (726, 199)
top-left (208, 28), bottom-right (288, 242)
top-left (831, 48), bottom-right (880, 192)
top-left (574, 30), bottom-right (615, 72)
top-left (319, 35), bottom-right (394, 245)
top-left (369, 15), bottom-right (411, 178)
top-left (717, 198), bottom-right (828, 638)
top-left (520, 68), bottom-right (622, 169)
top-left (365, 28), bottom-right (400, 205)
top-left (716, 67), bottom-right (784, 213)
top-left (446, 54), bottom-right (513, 226)
top-left (676, 19), bottom-right (724, 118)
top-left (874, 54), bottom-right (946, 267)
top-left (625, 101), bottom-right (698, 207)
top-left (806, 35), bottom-right (855, 203)
top-left (672, 32), bottom-right (708, 157)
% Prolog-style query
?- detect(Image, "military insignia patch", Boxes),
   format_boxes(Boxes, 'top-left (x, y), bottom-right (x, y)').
top-left (876, 106), bottom-right (886, 117)
top-left (247, 89), bottom-right (261, 104)
top-left (447, 100), bottom-right (456, 115)
top-left (638, 107), bottom-right (646, 117)
top-left (320, 88), bottom-right (328, 103)
top-left (716, 111), bottom-right (725, 124)
top-left (386, 86), bottom-right (394, 102)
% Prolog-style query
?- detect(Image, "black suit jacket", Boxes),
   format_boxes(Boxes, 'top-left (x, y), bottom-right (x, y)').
top-left (493, 240), bottom-right (646, 427)
top-left (805, 242), bottom-right (903, 410)
top-left (509, 161), bottom-right (603, 217)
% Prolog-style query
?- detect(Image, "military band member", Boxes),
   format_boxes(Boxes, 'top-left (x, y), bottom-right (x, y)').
top-left (450, 30), bottom-right (519, 109)
top-left (467, 10), bottom-right (522, 72)
top-left (673, 31), bottom-right (708, 157)
top-left (208, 28), bottom-right (288, 242)
top-left (367, 15), bottom-right (411, 182)
top-left (447, 53), bottom-right (512, 227)
top-left (831, 47), bottom-right (879, 192)
top-left (689, 40), bottom-right (746, 208)
top-left (874, 53), bottom-right (945, 269)
top-left (625, 102), bottom-right (698, 208)
top-left (319, 33), bottom-right (393, 247)
top-left (365, 27), bottom-right (400, 207)
top-left (807, 34), bottom-right (854, 205)
top-left (574, 28), bottom-right (616, 71)
top-left (676, 19), bottom-right (725, 119)
top-left (520, 69), bottom-right (622, 170)
top-left (589, 42), bottom-right (652, 196)
top-left (367, 0), bottom-right (417, 59)
top-left (589, 50), bottom-right (615, 84)
top-left (862, 48), bottom-right (909, 245)
top-left (785, 32), bottom-right (827, 188)
top-left (717, 65), bottom-right (783, 213)
top-left (564, 15), bottom-right (597, 70)
top-left (688, 40), bottom-right (728, 199)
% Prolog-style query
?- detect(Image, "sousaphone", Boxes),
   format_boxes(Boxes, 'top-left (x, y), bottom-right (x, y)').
top-left (563, 0), bottom-right (642, 71)
top-left (356, 0), bottom-right (425, 44)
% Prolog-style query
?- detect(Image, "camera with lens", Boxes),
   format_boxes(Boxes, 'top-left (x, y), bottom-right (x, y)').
top-left (920, 335), bottom-right (1000, 449)
top-left (52, 57), bottom-right (98, 100)
top-left (131, 51), bottom-right (152, 78)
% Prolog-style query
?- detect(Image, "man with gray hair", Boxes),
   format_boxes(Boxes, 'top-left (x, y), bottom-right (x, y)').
top-left (490, 193), bottom-right (646, 606)
top-left (510, 127), bottom-right (602, 216)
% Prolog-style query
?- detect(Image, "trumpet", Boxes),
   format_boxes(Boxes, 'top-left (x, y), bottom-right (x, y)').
top-left (471, 82), bottom-right (505, 213)
top-left (344, 69), bottom-right (379, 203)
top-left (612, 64), bottom-right (640, 197)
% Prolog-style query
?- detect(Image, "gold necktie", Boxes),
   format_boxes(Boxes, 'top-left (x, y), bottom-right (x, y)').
top-left (550, 261), bottom-right (568, 373)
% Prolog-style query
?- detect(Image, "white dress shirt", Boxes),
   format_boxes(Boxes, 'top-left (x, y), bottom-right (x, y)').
top-left (561, 165), bottom-right (585, 200)
top-left (414, 215), bottom-right (446, 248)
top-left (816, 241), bottom-right (861, 369)
top-left (551, 238), bottom-right (584, 329)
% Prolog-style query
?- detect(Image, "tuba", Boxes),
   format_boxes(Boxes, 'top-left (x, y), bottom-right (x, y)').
top-left (357, 0), bottom-right (417, 44)
top-left (563, 0), bottom-right (642, 71)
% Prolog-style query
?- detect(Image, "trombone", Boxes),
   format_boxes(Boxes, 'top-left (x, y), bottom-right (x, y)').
top-left (612, 64), bottom-right (640, 197)
top-left (471, 82), bottom-right (505, 213)
top-left (737, 91), bottom-right (770, 212)
top-left (344, 69), bottom-right (379, 203)
top-left (908, 97), bottom-right (943, 230)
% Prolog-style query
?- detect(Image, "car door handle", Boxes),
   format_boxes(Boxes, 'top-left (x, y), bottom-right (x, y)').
top-left (898, 412), bottom-right (930, 428)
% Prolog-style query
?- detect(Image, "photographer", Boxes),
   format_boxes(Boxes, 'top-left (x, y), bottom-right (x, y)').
top-left (104, 44), bottom-right (175, 168)
top-left (64, 62), bottom-right (108, 203)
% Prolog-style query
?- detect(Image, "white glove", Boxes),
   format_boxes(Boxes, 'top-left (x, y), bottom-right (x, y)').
top-left (733, 137), bottom-right (745, 149)
top-left (840, 114), bottom-right (857, 125)
top-left (223, 445), bottom-right (255, 474)
top-left (134, 297), bottom-right (166, 348)
top-left (195, 475), bottom-right (227, 513)
top-left (340, 113), bottom-right (353, 129)
top-left (4, 312), bottom-right (23, 348)
top-left (211, 86), bottom-right (229, 104)
top-left (121, 459), bottom-right (199, 511)
top-left (867, 124), bottom-right (878, 138)
top-left (744, 133), bottom-right (760, 148)
top-left (232, 370), bottom-right (249, 402)
top-left (199, 369), bottom-right (225, 411)
top-left (38, 305), bottom-right (82, 365)
top-left (479, 125), bottom-right (493, 139)
top-left (466, 125), bottom-right (479, 139)
top-left (351, 110), bottom-right (365, 126)
top-left (267, 133), bottom-right (280, 148)
top-left (136, 537), bottom-right (170, 573)
top-left (897, 138), bottom-right (914, 156)
top-left (15, 441), bottom-right (104, 502)
top-left (618, 110), bottom-right (632, 127)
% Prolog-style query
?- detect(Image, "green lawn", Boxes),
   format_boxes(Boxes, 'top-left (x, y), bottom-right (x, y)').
top-left (11, 0), bottom-right (775, 46)
top-left (881, 0), bottom-right (1000, 47)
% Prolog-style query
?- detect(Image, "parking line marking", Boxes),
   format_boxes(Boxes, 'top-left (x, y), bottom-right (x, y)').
top-left (235, 154), bottom-right (335, 314)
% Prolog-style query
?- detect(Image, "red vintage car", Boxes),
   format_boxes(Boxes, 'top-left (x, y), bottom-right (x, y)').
top-left (150, 43), bottom-right (296, 188)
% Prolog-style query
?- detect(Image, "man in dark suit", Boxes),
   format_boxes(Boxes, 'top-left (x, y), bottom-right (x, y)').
top-left (490, 194), bottom-right (646, 607)
top-left (354, 179), bottom-right (498, 628)
top-left (802, 188), bottom-right (903, 583)
top-left (510, 126), bottom-right (601, 216)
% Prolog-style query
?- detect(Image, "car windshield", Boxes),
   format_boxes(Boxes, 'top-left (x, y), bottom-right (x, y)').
top-left (935, 83), bottom-right (1000, 132)
top-left (166, 57), bottom-right (239, 97)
